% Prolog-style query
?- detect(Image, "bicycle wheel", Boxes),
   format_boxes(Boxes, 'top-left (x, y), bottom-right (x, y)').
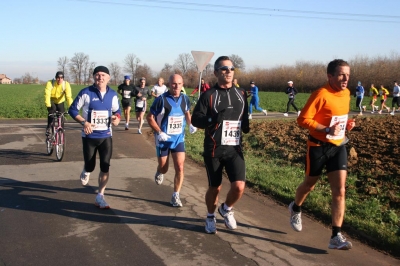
top-left (46, 127), bottom-right (54, 155)
top-left (55, 129), bottom-right (65, 161)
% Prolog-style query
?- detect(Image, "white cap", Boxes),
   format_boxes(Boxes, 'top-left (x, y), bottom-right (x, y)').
top-left (288, 81), bottom-right (293, 84)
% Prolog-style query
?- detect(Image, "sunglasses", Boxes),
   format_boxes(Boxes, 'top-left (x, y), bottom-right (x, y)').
top-left (56, 76), bottom-right (64, 79)
top-left (216, 66), bottom-right (235, 71)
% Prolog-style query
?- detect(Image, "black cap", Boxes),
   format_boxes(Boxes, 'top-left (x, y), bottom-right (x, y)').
top-left (55, 71), bottom-right (64, 78)
top-left (250, 81), bottom-right (255, 84)
top-left (93, 66), bottom-right (110, 75)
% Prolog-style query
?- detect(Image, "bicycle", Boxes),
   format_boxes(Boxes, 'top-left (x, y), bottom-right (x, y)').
top-left (46, 111), bottom-right (68, 161)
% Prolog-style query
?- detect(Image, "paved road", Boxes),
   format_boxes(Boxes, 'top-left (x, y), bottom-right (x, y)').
top-left (0, 118), bottom-right (398, 266)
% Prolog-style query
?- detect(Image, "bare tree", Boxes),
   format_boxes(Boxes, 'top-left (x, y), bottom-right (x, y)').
top-left (69, 52), bottom-right (89, 84)
top-left (135, 64), bottom-right (153, 84)
top-left (21, 73), bottom-right (33, 84)
top-left (174, 53), bottom-right (195, 74)
top-left (123, 53), bottom-right (141, 84)
top-left (86, 62), bottom-right (96, 85)
top-left (159, 63), bottom-right (174, 81)
top-left (109, 62), bottom-right (122, 85)
top-left (229, 54), bottom-right (245, 71)
top-left (57, 56), bottom-right (69, 78)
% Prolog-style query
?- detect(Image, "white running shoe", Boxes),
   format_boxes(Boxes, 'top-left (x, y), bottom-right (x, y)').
top-left (374, 105), bottom-right (379, 111)
top-left (297, 111), bottom-right (301, 116)
top-left (80, 169), bottom-right (90, 186)
top-left (283, 113), bottom-right (289, 117)
top-left (289, 201), bottom-right (302, 232)
top-left (205, 216), bottom-right (217, 234)
top-left (218, 204), bottom-right (237, 230)
top-left (138, 129), bottom-right (142, 134)
top-left (95, 194), bottom-right (110, 209)
top-left (328, 233), bottom-right (353, 250)
top-left (390, 112), bottom-right (395, 116)
top-left (378, 110), bottom-right (382, 114)
top-left (262, 110), bottom-right (268, 116)
top-left (170, 194), bottom-right (183, 207)
top-left (248, 114), bottom-right (252, 120)
top-left (154, 171), bottom-right (164, 185)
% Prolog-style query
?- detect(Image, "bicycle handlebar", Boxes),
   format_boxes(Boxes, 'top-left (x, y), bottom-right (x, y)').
top-left (48, 112), bottom-right (69, 117)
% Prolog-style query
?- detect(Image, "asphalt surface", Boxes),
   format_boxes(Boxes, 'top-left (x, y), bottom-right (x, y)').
top-left (0, 115), bottom-right (398, 266)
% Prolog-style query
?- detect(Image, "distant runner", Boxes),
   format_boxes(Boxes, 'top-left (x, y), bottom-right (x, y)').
top-left (117, 75), bottom-right (136, 130)
top-left (248, 81), bottom-right (267, 119)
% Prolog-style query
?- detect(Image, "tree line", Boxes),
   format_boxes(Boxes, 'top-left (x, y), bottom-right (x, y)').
top-left (13, 52), bottom-right (400, 94)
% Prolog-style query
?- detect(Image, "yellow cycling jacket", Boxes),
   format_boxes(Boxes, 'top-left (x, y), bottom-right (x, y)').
top-left (44, 79), bottom-right (73, 108)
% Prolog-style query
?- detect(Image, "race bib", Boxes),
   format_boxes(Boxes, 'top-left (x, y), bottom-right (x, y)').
top-left (91, 110), bottom-right (109, 131)
top-left (123, 91), bottom-right (131, 98)
top-left (326, 114), bottom-right (348, 140)
top-left (221, 120), bottom-right (241, 145)
top-left (136, 99), bottom-right (144, 108)
top-left (166, 115), bottom-right (184, 135)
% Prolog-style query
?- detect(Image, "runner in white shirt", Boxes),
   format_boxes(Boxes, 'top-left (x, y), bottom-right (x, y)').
top-left (151, 77), bottom-right (168, 98)
top-left (390, 81), bottom-right (400, 115)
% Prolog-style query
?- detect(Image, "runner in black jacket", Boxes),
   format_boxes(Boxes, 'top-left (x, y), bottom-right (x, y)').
top-left (192, 56), bottom-right (249, 234)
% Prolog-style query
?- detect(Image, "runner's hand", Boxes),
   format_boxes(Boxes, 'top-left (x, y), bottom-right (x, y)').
top-left (157, 132), bottom-right (171, 142)
top-left (189, 124), bottom-right (197, 134)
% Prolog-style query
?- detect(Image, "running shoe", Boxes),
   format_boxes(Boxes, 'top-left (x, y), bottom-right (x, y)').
top-left (80, 169), bottom-right (90, 186)
top-left (390, 111), bottom-right (395, 116)
top-left (262, 110), bottom-right (268, 116)
top-left (205, 216), bottom-right (217, 234)
top-left (218, 204), bottom-right (237, 230)
top-left (170, 194), bottom-right (183, 207)
top-left (248, 114), bottom-right (252, 120)
top-left (328, 233), bottom-right (353, 250)
top-left (374, 105), bottom-right (379, 111)
top-left (288, 201), bottom-right (302, 232)
top-left (95, 194), bottom-right (110, 209)
top-left (378, 110), bottom-right (382, 114)
top-left (138, 129), bottom-right (142, 134)
top-left (125, 126), bottom-right (129, 130)
top-left (371, 111), bottom-right (375, 114)
top-left (154, 171), bottom-right (164, 185)
top-left (297, 111), bottom-right (301, 116)
top-left (284, 113), bottom-right (289, 117)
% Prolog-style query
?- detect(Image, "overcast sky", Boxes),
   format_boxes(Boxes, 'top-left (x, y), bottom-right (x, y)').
top-left (1, 0), bottom-right (399, 80)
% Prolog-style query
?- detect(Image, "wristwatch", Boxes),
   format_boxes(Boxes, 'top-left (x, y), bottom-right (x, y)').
top-left (81, 119), bottom-right (86, 126)
top-left (325, 127), bottom-right (330, 133)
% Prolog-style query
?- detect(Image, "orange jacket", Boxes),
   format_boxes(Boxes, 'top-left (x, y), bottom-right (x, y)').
top-left (297, 82), bottom-right (350, 146)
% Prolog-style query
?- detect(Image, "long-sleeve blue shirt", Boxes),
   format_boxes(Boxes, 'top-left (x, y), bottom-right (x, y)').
top-left (69, 85), bottom-right (121, 138)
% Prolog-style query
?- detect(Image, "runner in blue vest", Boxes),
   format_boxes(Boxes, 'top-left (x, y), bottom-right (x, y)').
top-left (146, 74), bottom-right (197, 207)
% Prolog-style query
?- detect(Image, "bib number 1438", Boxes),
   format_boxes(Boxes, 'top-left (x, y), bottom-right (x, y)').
top-left (221, 120), bottom-right (241, 145)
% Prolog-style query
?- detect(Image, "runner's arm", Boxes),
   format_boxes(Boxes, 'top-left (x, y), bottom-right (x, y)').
top-left (65, 82), bottom-right (73, 107)
top-left (44, 81), bottom-right (52, 108)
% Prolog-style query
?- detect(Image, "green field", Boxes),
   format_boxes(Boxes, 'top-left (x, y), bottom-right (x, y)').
top-left (0, 84), bottom-right (362, 118)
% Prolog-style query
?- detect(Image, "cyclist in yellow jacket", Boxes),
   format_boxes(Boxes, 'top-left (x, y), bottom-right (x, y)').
top-left (44, 71), bottom-right (73, 135)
